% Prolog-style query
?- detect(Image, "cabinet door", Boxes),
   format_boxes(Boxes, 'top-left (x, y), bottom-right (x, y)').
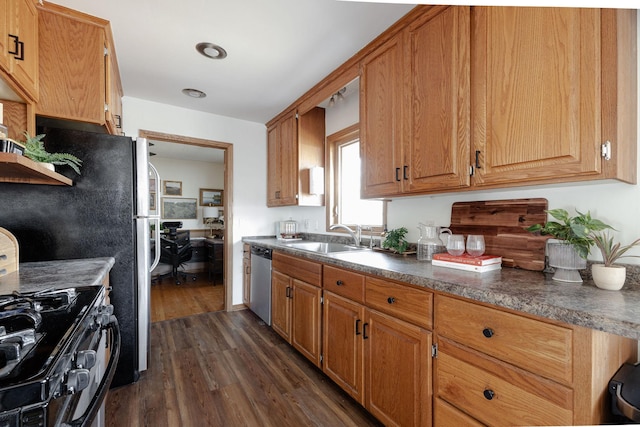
top-left (291, 279), bottom-right (322, 367)
top-left (360, 33), bottom-right (403, 198)
top-left (404, 6), bottom-right (470, 193)
top-left (270, 270), bottom-right (291, 341)
top-left (472, 7), bottom-right (601, 186)
top-left (9, 0), bottom-right (38, 100)
top-left (0, 2), bottom-right (9, 71)
top-left (365, 309), bottom-right (431, 427)
top-left (266, 111), bottom-right (298, 206)
top-left (323, 291), bottom-right (365, 404)
top-left (104, 32), bottom-right (123, 135)
top-left (37, 6), bottom-right (106, 124)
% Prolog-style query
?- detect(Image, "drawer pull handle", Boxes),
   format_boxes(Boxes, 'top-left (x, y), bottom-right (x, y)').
top-left (387, 297), bottom-right (395, 304)
top-left (355, 319), bottom-right (361, 336)
top-left (363, 322), bottom-right (369, 339)
top-left (482, 328), bottom-right (494, 338)
top-left (483, 389), bottom-right (495, 400)
top-left (336, 280), bottom-right (344, 286)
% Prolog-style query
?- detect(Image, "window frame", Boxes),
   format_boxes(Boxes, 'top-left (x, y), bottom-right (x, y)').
top-left (326, 124), bottom-right (386, 234)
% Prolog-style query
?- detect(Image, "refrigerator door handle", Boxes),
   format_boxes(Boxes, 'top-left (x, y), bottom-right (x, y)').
top-left (148, 162), bottom-right (161, 272)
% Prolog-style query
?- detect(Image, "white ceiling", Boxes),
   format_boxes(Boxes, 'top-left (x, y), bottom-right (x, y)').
top-left (49, 0), bottom-right (414, 125)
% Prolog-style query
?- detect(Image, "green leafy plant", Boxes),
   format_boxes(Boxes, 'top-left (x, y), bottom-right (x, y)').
top-left (586, 231), bottom-right (640, 267)
top-left (22, 132), bottom-right (82, 175)
top-left (525, 208), bottom-right (611, 259)
top-left (382, 227), bottom-right (409, 254)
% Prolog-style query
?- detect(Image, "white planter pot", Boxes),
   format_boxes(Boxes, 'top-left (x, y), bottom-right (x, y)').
top-left (547, 241), bottom-right (586, 283)
top-left (592, 264), bottom-right (626, 290)
top-left (40, 162), bottom-right (55, 171)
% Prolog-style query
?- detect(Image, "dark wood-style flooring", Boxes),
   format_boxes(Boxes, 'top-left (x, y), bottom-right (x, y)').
top-left (106, 309), bottom-right (382, 426)
top-left (151, 272), bottom-right (224, 322)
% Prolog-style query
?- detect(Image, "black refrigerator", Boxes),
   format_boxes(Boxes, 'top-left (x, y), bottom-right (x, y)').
top-left (0, 127), bottom-right (159, 387)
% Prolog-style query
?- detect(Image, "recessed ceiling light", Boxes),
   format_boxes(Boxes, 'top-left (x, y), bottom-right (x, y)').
top-left (196, 42), bottom-right (227, 60)
top-left (182, 88), bottom-right (207, 98)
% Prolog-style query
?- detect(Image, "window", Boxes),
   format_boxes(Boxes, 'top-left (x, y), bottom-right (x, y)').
top-left (327, 124), bottom-right (385, 233)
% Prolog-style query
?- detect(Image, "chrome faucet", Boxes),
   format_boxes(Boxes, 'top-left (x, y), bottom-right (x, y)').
top-left (329, 224), bottom-right (361, 246)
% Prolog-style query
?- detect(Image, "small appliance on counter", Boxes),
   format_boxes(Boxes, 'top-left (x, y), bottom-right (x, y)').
top-left (609, 362), bottom-right (640, 423)
top-left (277, 218), bottom-right (300, 241)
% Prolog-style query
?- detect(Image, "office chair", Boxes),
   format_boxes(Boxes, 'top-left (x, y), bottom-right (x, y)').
top-left (154, 222), bottom-right (197, 285)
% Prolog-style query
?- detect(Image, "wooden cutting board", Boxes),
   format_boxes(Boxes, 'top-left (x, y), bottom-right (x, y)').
top-left (449, 199), bottom-right (549, 271)
top-left (0, 227), bottom-right (19, 277)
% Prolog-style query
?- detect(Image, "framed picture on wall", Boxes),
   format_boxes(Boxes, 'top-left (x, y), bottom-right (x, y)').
top-left (150, 192), bottom-right (156, 211)
top-left (162, 197), bottom-right (197, 219)
top-left (163, 180), bottom-right (182, 196)
top-left (200, 188), bottom-right (223, 206)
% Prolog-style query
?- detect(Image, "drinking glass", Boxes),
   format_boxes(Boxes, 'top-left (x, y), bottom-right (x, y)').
top-left (466, 235), bottom-right (486, 257)
top-left (446, 235), bottom-right (465, 256)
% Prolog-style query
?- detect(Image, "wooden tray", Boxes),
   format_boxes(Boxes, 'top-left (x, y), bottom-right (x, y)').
top-left (449, 199), bottom-right (549, 271)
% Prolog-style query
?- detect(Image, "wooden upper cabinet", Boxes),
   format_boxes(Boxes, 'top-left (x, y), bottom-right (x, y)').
top-left (104, 25), bottom-right (123, 135)
top-left (360, 33), bottom-right (404, 198)
top-left (0, 0), bottom-right (39, 101)
top-left (361, 6), bottom-right (471, 198)
top-left (267, 110), bottom-right (298, 206)
top-left (36, 2), bottom-right (123, 134)
top-left (471, 7), bottom-right (637, 187)
top-left (404, 6), bottom-right (470, 193)
top-left (266, 107), bottom-right (325, 207)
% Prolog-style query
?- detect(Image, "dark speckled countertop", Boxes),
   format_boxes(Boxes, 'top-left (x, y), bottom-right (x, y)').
top-left (0, 257), bottom-right (115, 294)
top-left (243, 236), bottom-right (640, 342)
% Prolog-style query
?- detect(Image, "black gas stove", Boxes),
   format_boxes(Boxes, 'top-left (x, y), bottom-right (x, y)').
top-left (0, 286), bottom-right (120, 427)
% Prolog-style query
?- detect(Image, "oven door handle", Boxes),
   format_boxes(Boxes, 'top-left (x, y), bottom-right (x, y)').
top-left (66, 317), bottom-right (121, 427)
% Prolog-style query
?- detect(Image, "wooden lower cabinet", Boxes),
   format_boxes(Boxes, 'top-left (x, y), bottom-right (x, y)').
top-left (365, 309), bottom-right (431, 427)
top-left (271, 253), bottom-right (322, 367)
top-left (323, 289), bottom-right (432, 427)
top-left (434, 294), bottom-right (638, 425)
top-left (323, 291), bottom-right (365, 403)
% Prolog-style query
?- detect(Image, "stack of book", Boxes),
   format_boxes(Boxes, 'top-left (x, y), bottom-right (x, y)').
top-left (431, 253), bottom-right (502, 272)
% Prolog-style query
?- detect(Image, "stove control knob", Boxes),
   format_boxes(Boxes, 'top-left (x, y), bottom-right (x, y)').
top-left (75, 350), bottom-right (97, 369)
top-left (66, 369), bottom-right (90, 394)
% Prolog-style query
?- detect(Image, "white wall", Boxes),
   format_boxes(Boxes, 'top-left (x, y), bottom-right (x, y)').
top-left (150, 157), bottom-right (223, 229)
top-left (122, 97), bottom-right (298, 305)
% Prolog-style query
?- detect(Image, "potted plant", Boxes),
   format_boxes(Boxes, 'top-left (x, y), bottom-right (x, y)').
top-left (382, 227), bottom-right (409, 254)
top-left (584, 230), bottom-right (640, 290)
top-left (526, 208), bottom-right (611, 283)
top-left (22, 132), bottom-right (82, 175)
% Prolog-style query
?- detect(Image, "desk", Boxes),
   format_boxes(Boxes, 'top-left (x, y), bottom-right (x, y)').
top-left (205, 238), bottom-right (224, 284)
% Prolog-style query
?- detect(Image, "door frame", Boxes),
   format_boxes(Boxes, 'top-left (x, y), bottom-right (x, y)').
top-left (139, 129), bottom-right (234, 312)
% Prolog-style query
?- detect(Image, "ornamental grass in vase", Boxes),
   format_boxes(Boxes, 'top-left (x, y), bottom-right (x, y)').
top-left (586, 231), bottom-right (640, 290)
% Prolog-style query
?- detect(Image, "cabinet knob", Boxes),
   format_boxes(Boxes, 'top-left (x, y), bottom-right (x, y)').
top-left (483, 389), bottom-right (495, 400)
top-left (482, 328), bottom-right (494, 338)
top-left (387, 297), bottom-right (395, 304)
top-left (336, 280), bottom-right (344, 286)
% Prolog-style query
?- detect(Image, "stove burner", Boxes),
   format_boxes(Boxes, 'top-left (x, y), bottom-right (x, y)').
top-left (0, 326), bottom-right (39, 377)
top-left (0, 288), bottom-right (77, 314)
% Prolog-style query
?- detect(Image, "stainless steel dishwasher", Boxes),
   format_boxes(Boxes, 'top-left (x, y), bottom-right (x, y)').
top-left (250, 245), bottom-right (272, 325)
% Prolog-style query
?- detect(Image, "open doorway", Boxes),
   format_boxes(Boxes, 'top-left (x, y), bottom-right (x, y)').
top-left (139, 130), bottom-right (233, 320)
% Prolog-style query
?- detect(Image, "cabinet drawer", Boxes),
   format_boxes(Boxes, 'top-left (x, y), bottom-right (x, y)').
top-left (365, 277), bottom-right (432, 329)
top-left (272, 251), bottom-right (322, 287)
top-left (434, 398), bottom-right (484, 427)
top-left (323, 265), bottom-right (365, 303)
top-left (435, 295), bottom-right (572, 385)
top-left (436, 338), bottom-right (573, 427)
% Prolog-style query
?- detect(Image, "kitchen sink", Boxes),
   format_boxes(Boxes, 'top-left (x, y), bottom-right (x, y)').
top-left (283, 241), bottom-right (369, 254)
